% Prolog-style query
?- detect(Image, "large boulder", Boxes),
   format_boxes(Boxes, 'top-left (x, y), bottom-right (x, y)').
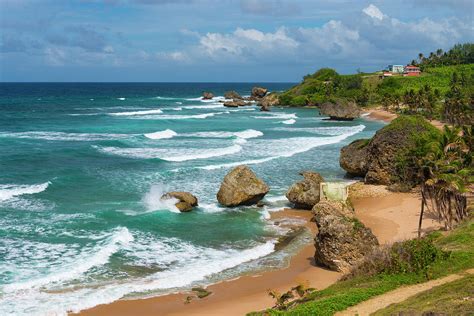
top-left (319, 100), bottom-right (361, 121)
top-left (258, 93), bottom-right (279, 111)
top-left (161, 191), bottom-right (198, 212)
top-left (286, 171), bottom-right (324, 209)
top-left (217, 165), bottom-right (269, 207)
top-left (340, 116), bottom-right (441, 185)
top-left (313, 201), bottom-right (378, 272)
top-left (251, 86), bottom-right (268, 99)
top-left (224, 91), bottom-right (243, 100)
top-left (223, 99), bottom-right (247, 107)
top-left (202, 91), bottom-right (214, 100)
top-left (339, 139), bottom-right (370, 177)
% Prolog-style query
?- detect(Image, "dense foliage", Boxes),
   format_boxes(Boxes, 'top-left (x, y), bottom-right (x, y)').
top-left (414, 43), bottom-right (474, 69)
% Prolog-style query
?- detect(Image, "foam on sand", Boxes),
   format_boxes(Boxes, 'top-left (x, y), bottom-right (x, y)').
top-left (96, 144), bottom-right (242, 161)
top-left (144, 129), bottom-right (178, 140)
top-left (0, 182), bottom-right (50, 202)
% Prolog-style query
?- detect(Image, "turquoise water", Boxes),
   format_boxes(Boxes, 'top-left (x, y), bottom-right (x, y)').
top-left (0, 83), bottom-right (384, 315)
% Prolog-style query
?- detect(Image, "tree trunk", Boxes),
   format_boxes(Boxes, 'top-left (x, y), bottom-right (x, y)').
top-left (418, 190), bottom-right (426, 238)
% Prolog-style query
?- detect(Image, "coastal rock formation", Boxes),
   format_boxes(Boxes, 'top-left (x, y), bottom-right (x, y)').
top-left (202, 91), bottom-right (214, 100)
top-left (319, 100), bottom-right (361, 120)
top-left (223, 99), bottom-right (247, 107)
top-left (339, 139), bottom-right (370, 177)
top-left (217, 165), bottom-right (269, 207)
top-left (312, 200), bottom-right (378, 272)
top-left (251, 86), bottom-right (268, 99)
top-left (224, 91), bottom-right (243, 100)
top-left (286, 171), bottom-right (324, 209)
top-left (340, 116), bottom-right (440, 185)
top-left (161, 191), bottom-right (198, 212)
top-left (258, 93), bottom-right (279, 111)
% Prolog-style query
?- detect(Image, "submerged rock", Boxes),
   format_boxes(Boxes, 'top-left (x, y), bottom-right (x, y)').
top-left (202, 91), bottom-right (214, 100)
top-left (339, 139), bottom-right (370, 177)
top-left (224, 91), bottom-right (243, 100)
top-left (251, 86), bottom-right (268, 99)
top-left (319, 100), bottom-right (361, 121)
top-left (217, 165), bottom-right (269, 207)
top-left (286, 171), bottom-right (324, 209)
top-left (161, 191), bottom-right (198, 212)
top-left (312, 200), bottom-right (378, 272)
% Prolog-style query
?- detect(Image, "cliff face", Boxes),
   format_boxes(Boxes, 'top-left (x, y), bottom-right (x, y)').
top-left (340, 116), bottom-right (441, 185)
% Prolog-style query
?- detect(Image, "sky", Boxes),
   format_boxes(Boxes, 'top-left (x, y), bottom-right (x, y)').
top-left (0, 0), bottom-right (473, 82)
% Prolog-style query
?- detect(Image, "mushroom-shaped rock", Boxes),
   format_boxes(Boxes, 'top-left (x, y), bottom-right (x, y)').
top-left (251, 87), bottom-right (268, 99)
top-left (224, 91), bottom-right (243, 100)
top-left (286, 171), bottom-right (324, 209)
top-left (202, 92), bottom-right (214, 100)
top-left (339, 139), bottom-right (370, 177)
top-left (161, 191), bottom-right (198, 212)
top-left (319, 99), bottom-right (361, 121)
top-left (217, 165), bottom-right (269, 207)
top-left (312, 200), bottom-right (378, 272)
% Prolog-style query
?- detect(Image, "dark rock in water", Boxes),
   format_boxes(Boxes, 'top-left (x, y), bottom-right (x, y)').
top-left (256, 201), bottom-right (265, 207)
top-left (161, 191), bottom-right (198, 212)
top-left (319, 100), bottom-right (361, 120)
top-left (312, 200), bottom-right (378, 272)
top-left (286, 171), bottom-right (324, 209)
top-left (339, 139), bottom-right (370, 177)
top-left (202, 91), bottom-right (214, 100)
top-left (258, 93), bottom-right (279, 111)
top-left (217, 165), bottom-right (269, 207)
top-left (223, 99), bottom-right (247, 107)
top-left (251, 86), bottom-right (268, 99)
top-left (224, 90), bottom-right (243, 100)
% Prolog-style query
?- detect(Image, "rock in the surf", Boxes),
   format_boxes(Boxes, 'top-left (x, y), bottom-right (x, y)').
top-left (161, 191), bottom-right (198, 212)
top-left (202, 91), bottom-right (214, 100)
top-left (339, 139), bottom-right (370, 177)
top-left (224, 99), bottom-right (247, 107)
top-left (251, 86), bottom-right (268, 99)
top-left (258, 93), bottom-right (279, 111)
top-left (217, 165), bottom-right (269, 207)
top-left (224, 91), bottom-right (243, 100)
top-left (319, 99), bottom-right (361, 121)
top-left (286, 171), bottom-right (324, 209)
top-left (312, 200), bottom-right (378, 272)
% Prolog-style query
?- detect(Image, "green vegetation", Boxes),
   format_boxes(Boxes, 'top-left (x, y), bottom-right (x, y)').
top-left (249, 218), bottom-right (474, 316)
top-left (415, 43), bottom-right (474, 69)
top-left (373, 274), bottom-right (474, 316)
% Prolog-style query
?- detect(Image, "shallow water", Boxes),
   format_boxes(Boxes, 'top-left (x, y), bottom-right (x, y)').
top-left (0, 83), bottom-right (384, 315)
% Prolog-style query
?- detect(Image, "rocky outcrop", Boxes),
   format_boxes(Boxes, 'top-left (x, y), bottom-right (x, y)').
top-left (202, 91), bottom-right (214, 100)
top-left (251, 87), bottom-right (268, 99)
top-left (223, 99), bottom-right (247, 107)
top-left (340, 116), bottom-right (440, 185)
top-left (161, 191), bottom-right (198, 212)
top-left (339, 139), bottom-right (370, 177)
top-left (217, 165), bottom-right (269, 207)
top-left (224, 91), bottom-right (243, 100)
top-left (313, 200), bottom-right (378, 272)
top-left (319, 100), bottom-right (361, 120)
top-left (286, 171), bottom-right (324, 209)
top-left (258, 93), bottom-right (279, 111)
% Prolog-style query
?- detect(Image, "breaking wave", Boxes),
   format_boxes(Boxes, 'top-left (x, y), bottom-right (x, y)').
top-left (0, 182), bottom-right (50, 202)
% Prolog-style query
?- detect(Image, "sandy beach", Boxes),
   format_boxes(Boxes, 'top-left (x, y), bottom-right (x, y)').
top-left (78, 183), bottom-right (441, 316)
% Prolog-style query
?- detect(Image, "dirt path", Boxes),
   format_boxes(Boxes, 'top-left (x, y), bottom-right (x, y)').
top-left (336, 269), bottom-right (474, 316)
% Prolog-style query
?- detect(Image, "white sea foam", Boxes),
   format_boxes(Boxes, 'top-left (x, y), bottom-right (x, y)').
top-left (184, 129), bottom-right (263, 140)
top-left (0, 182), bottom-right (50, 202)
top-left (253, 113), bottom-right (297, 120)
top-left (185, 96), bottom-right (226, 103)
top-left (182, 103), bottom-right (223, 109)
top-left (117, 97), bottom-right (126, 100)
top-left (0, 238), bottom-right (275, 316)
top-left (142, 184), bottom-right (180, 213)
top-left (0, 131), bottom-right (130, 141)
top-left (133, 112), bottom-right (227, 120)
top-left (144, 129), bottom-right (178, 140)
top-left (108, 109), bottom-right (163, 116)
top-left (281, 119), bottom-right (296, 125)
top-left (96, 144), bottom-right (242, 161)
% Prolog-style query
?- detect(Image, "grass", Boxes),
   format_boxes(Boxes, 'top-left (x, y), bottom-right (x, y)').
top-left (249, 218), bottom-right (474, 316)
top-left (373, 274), bottom-right (474, 316)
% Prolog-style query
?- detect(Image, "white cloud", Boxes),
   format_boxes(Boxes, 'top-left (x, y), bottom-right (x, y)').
top-left (363, 4), bottom-right (385, 20)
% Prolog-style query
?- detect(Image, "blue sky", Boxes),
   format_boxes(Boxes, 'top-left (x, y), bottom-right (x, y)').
top-left (0, 0), bottom-right (473, 82)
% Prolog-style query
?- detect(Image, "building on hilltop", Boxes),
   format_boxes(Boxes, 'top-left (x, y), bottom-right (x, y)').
top-left (388, 64), bottom-right (404, 74)
top-left (403, 65), bottom-right (421, 76)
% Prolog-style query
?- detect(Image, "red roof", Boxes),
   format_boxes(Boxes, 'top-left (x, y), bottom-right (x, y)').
top-left (405, 65), bottom-right (419, 69)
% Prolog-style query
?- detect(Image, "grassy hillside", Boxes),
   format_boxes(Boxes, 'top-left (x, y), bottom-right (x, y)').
top-left (279, 64), bottom-right (474, 107)
top-left (249, 218), bottom-right (474, 316)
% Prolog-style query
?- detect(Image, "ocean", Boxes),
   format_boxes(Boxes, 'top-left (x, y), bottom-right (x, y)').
top-left (0, 83), bottom-right (384, 315)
